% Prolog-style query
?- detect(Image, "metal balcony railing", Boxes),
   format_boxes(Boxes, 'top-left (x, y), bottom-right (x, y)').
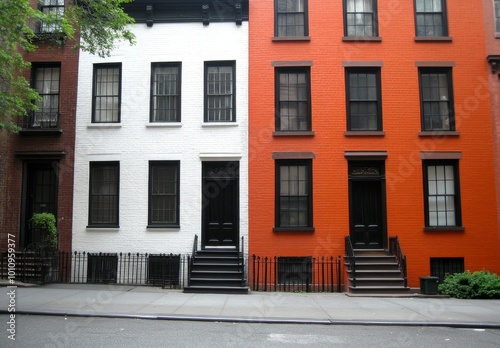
top-left (18, 112), bottom-right (61, 131)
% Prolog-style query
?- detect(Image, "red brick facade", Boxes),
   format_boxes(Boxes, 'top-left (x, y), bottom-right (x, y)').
top-left (0, 0), bottom-right (78, 252)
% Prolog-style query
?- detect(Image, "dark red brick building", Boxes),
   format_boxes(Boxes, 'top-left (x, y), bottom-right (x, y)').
top-left (0, 0), bottom-right (78, 252)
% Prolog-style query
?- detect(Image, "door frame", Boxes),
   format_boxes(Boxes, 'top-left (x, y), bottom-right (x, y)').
top-left (19, 160), bottom-right (59, 249)
top-left (201, 161), bottom-right (239, 249)
top-left (348, 161), bottom-right (387, 250)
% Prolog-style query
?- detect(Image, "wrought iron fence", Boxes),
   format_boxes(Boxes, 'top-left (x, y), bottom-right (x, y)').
top-left (251, 255), bottom-right (343, 293)
top-left (0, 251), bottom-right (188, 289)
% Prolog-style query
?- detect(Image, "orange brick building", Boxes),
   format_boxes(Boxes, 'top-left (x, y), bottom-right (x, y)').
top-left (249, 0), bottom-right (500, 291)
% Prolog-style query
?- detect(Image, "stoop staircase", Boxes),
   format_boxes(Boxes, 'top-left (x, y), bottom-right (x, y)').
top-left (345, 236), bottom-right (410, 294)
top-left (184, 245), bottom-right (248, 294)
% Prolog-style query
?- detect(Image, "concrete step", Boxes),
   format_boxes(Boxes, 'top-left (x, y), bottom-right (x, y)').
top-left (349, 278), bottom-right (406, 287)
top-left (348, 285), bottom-right (411, 294)
top-left (183, 285), bottom-right (249, 294)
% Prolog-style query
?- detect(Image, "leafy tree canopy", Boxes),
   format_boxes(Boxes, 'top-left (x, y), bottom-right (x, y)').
top-left (0, 0), bottom-right (135, 132)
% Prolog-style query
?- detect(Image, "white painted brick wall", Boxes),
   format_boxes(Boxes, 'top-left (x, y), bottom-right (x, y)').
top-left (73, 22), bottom-right (248, 255)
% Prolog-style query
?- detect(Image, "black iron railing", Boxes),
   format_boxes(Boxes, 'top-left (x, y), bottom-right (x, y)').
top-left (188, 235), bottom-right (199, 287)
top-left (18, 112), bottom-right (61, 130)
top-left (0, 251), bottom-right (188, 288)
top-left (240, 236), bottom-right (245, 285)
top-left (251, 255), bottom-right (342, 293)
top-left (344, 235), bottom-right (356, 287)
top-left (389, 236), bottom-right (408, 288)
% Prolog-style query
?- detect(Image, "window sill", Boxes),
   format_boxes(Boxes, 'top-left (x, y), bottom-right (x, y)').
top-left (272, 36), bottom-right (311, 42)
top-left (344, 131), bottom-right (385, 137)
top-left (86, 226), bottom-right (120, 231)
top-left (424, 226), bottom-right (465, 232)
top-left (342, 36), bottom-right (382, 42)
top-left (147, 225), bottom-right (180, 229)
top-left (414, 36), bottom-right (453, 42)
top-left (87, 123), bottom-right (122, 129)
top-left (418, 131), bottom-right (460, 137)
top-left (202, 122), bottom-right (238, 127)
top-left (273, 131), bottom-right (314, 137)
top-left (146, 123), bottom-right (182, 128)
top-left (495, 33), bottom-right (500, 39)
top-left (273, 227), bottom-right (315, 232)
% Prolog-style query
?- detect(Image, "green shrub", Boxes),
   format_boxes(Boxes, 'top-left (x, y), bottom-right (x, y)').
top-left (438, 270), bottom-right (500, 299)
top-left (30, 212), bottom-right (58, 250)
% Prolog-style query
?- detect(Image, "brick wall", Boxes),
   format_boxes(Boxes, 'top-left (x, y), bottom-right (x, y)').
top-left (0, 0), bottom-right (79, 252)
top-left (72, 22), bottom-right (249, 254)
top-left (249, 0), bottom-right (500, 287)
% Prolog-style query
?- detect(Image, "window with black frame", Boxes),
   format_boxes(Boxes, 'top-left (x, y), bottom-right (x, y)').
top-left (31, 64), bottom-right (60, 128)
top-left (345, 68), bottom-right (382, 131)
top-left (275, 0), bottom-right (308, 37)
top-left (151, 63), bottom-right (181, 122)
top-left (205, 61), bottom-right (235, 122)
top-left (39, 0), bottom-right (65, 34)
top-left (415, 0), bottom-right (448, 37)
top-left (92, 64), bottom-right (121, 123)
top-left (148, 161), bottom-right (180, 227)
top-left (275, 67), bottom-right (311, 131)
top-left (344, 0), bottom-right (378, 37)
top-left (419, 67), bottom-right (454, 131)
top-left (89, 162), bottom-right (119, 227)
top-left (423, 160), bottom-right (461, 228)
top-left (275, 160), bottom-right (312, 229)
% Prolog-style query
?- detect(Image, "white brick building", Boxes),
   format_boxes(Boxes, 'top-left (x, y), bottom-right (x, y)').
top-left (72, 1), bottom-right (248, 256)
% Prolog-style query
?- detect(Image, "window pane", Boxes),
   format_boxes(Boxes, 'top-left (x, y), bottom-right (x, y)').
top-left (278, 70), bottom-right (309, 131)
top-left (90, 163), bottom-right (119, 225)
top-left (278, 162), bottom-right (310, 227)
top-left (149, 162), bottom-right (179, 224)
top-left (206, 64), bottom-right (234, 122)
top-left (94, 66), bottom-right (120, 123)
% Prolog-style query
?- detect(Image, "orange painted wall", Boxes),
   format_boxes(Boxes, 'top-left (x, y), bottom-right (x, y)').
top-left (249, 0), bottom-right (500, 288)
top-left (483, 0), bottom-right (500, 257)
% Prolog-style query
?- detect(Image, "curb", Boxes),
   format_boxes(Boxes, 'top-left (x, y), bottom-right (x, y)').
top-left (3, 309), bottom-right (500, 329)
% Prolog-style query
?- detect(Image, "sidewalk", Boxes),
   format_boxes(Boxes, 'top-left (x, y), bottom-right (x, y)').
top-left (1, 283), bottom-right (499, 328)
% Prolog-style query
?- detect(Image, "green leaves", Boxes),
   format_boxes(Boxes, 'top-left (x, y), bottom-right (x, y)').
top-left (0, 0), bottom-right (136, 132)
top-left (438, 270), bottom-right (500, 299)
top-left (68, 0), bottom-right (135, 58)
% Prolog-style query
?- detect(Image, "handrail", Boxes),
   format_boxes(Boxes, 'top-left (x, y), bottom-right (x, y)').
top-left (389, 236), bottom-right (408, 288)
top-left (240, 236), bottom-right (245, 285)
top-left (188, 235), bottom-right (198, 287)
top-left (344, 235), bottom-right (356, 287)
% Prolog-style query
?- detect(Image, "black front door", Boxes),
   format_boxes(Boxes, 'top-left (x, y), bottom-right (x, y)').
top-left (202, 162), bottom-right (239, 248)
top-left (349, 163), bottom-right (386, 249)
top-left (21, 161), bottom-right (58, 249)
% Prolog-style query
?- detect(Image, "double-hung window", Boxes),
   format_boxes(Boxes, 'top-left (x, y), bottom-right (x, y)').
top-left (419, 68), bottom-right (454, 131)
top-left (205, 61), bottom-right (236, 122)
top-left (275, 67), bottom-right (311, 131)
top-left (423, 160), bottom-right (461, 228)
top-left (32, 64), bottom-right (60, 128)
top-left (495, 0), bottom-right (500, 32)
top-left (148, 161), bottom-right (180, 227)
top-left (275, 0), bottom-right (308, 37)
top-left (275, 160), bottom-right (313, 229)
top-left (89, 162), bottom-right (119, 227)
top-left (39, 0), bottom-right (65, 34)
top-left (151, 63), bottom-right (181, 122)
top-left (344, 0), bottom-right (378, 37)
top-left (415, 0), bottom-right (448, 37)
top-left (345, 68), bottom-right (382, 131)
top-left (92, 64), bottom-right (121, 123)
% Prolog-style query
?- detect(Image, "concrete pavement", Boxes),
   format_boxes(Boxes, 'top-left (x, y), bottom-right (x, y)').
top-left (1, 283), bottom-right (499, 328)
